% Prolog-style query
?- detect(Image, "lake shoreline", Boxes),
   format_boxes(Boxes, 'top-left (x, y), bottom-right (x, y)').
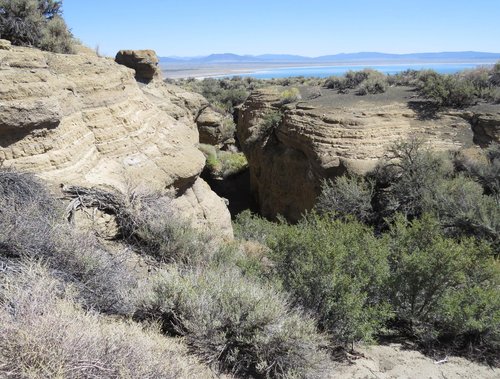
top-left (162, 61), bottom-right (497, 80)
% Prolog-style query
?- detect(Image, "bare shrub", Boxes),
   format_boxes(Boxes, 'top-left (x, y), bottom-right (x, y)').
top-left (0, 262), bottom-right (216, 379)
top-left (135, 265), bottom-right (330, 378)
top-left (0, 169), bottom-right (137, 314)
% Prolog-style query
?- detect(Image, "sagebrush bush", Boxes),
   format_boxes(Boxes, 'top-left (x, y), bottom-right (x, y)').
top-left (457, 143), bottom-right (500, 197)
top-left (120, 191), bottom-right (222, 266)
top-left (0, 0), bottom-right (74, 53)
top-left (0, 262), bottom-right (215, 379)
top-left (324, 69), bottom-right (387, 95)
top-left (371, 138), bottom-right (454, 220)
top-left (426, 175), bottom-right (500, 248)
top-left (135, 266), bottom-right (329, 378)
top-left (315, 176), bottom-right (374, 223)
top-left (267, 213), bottom-right (391, 345)
top-left (0, 168), bottom-right (136, 314)
top-left (279, 87), bottom-right (301, 104)
top-left (417, 70), bottom-right (477, 107)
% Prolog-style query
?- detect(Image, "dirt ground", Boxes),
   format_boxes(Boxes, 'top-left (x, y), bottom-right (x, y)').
top-left (330, 343), bottom-right (498, 379)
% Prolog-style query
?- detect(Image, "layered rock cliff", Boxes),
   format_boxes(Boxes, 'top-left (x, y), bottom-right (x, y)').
top-left (0, 45), bottom-right (232, 237)
top-left (238, 86), bottom-right (498, 221)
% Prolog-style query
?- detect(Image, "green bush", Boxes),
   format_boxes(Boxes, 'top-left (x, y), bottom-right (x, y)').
top-left (426, 175), bottom-right (500, 248)
top-left (324, 69), bottom-right (387, 95)
top-left (417, 70), bottom-right (477, 107)
top-left (246, 110), bottom-right (282, 146)
top-left (0, 0), bottom-right (74, 53)
top-left (279, 87), bottom-right (301, 104)
top-left (199, 144), bottom-right (248, 178)
top-left (268, 213), bottom-right (391, 345)
top-left (386, 214), bottom-right (499, 353)
top-left (356, 76), bottom-right (388, 95)
top-left (135, 266), bottom-right (329, 378)
top-left (458, 143), bottom-right (500, 197)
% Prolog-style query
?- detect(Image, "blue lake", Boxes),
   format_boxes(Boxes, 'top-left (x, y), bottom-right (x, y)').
top-left (218, 62), bottom-right (493, 79)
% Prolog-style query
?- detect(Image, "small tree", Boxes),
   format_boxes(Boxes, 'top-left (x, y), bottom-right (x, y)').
top-left (0, 0), bottom-right (73, 53)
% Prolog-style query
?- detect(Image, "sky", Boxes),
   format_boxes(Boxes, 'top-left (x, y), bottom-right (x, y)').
top-left (63, 0), bottom-right (500, 57)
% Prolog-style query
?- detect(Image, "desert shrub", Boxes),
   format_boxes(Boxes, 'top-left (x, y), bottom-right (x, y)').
top-left (0, 168), bottom-right (136, 314)
top-left (0, 0), bottom-right (74, 53)
top-left (233, 209), bottom-right (280, 245)
top-left (426, 175), bottom-right (500, 248)
top-left (356, 75), bottom-right (387, 95)
top-left (490, 61), bottom-right (500, 86)
top-left (0, 262), bottom-right (214, 379)
top-left (268, 213), bottom-right (391, 345)
top-left (121, 192), bottom-right (221, 266)
top-left (199, 144), bottom-right (248, 178)
top-left (387, 69), bottom-right (419, 86)
top-left (135, 265), bottom-right (329, 378)
top-left (315, 176), bottom-right (374, 223)
top-left (246, 110), bottom-right (282, 146)
top-left (324, 69), bottom-right (387, 94)
top-left (218, 150), bottom-right (248, 177)
top-left (386, 214), bottom-right (500, 354)
top-left (371, 139), bottom-right (454, 220)
top-left (457, 143), bottom-right (500, 197)
top-left (38, 14), bottom-right (73, 53)
top-left (220, 117), bottom-right (237, 140)
top-left (279, 87), bottom-right (301, 104)
top-left (417, 70), bottom-right (476, 107)
top-left (324, 76), bottom-right (345, 90)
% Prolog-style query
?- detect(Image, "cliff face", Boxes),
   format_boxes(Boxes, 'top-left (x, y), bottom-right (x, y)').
top-left (0, 46), bottom-right (232, 237)
top-left (237, 86), bottom-right (497, 221)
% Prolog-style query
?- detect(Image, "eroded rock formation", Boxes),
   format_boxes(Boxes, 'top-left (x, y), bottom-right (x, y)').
top-left (115, 49), bottom-right (161, 83)
top-left (0, 46), bottom-right (232, 237)
top-left (237, 86), bottom-right (497, 221)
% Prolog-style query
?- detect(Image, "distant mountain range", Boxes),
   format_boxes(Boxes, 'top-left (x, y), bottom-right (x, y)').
top-left (160, 51), bottom-right (500, 65)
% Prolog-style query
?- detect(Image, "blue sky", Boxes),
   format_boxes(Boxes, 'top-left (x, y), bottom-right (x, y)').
top-left (63, 0), bottom-right (500, 57)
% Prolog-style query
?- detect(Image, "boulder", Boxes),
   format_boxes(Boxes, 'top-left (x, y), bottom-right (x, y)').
top-left (196, 107), bottom-right (233, 145)
top-left (115, 49), bottom-right (161, 83)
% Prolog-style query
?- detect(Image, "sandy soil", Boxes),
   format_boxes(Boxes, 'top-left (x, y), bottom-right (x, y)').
top-left (330, 343), bottom-right (498, 379)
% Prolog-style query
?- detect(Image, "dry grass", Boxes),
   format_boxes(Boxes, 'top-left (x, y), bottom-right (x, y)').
top-left (0, 262), bottom-right (218, 379)
top-left (0, 169), bottom-right (137, 314)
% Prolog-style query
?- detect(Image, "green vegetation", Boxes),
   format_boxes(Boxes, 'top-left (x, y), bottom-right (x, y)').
top-left (0, 0), bottom-right (74, 53)
top-left (234, 140), bottom-right (500, 363)
top-left (324, 69), bottom-right (388, 95)
top-left (199, 143), bottom-right (248, 178)
top-left (279, 86), bottom-right (301, 104)
top-left (0, 168), bottom-right (331, 377)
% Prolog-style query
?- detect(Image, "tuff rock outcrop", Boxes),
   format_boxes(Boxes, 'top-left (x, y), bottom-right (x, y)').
top-left (0, 46), bottom-right (232, 237)
top-left (115, 49), bottom-right (161, 83)
top-left (196, 106), bottom-right (234, 145)
top-left (237, 86), bottom-right (497, 221)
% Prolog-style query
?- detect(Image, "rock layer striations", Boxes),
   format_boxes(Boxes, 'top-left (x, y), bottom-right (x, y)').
top-left (0, 46), bottom-right (232, 237)
top-left (237, 86), bottom-right (497, 221)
